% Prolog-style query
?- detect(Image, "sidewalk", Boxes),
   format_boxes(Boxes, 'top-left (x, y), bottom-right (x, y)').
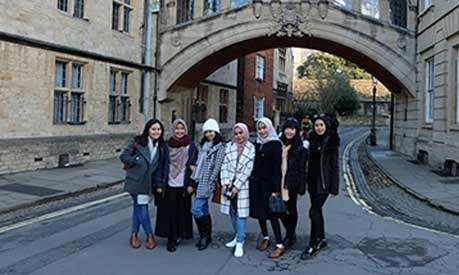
top-left (0, 158), bottom-right (124, 214)
top-left (367, 129), bottom-right (459, 215)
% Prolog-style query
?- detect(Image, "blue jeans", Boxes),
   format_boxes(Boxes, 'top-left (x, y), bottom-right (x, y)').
top-left (131, 194), bottom-right (153, 235)
top-left (230, 203), bottom-right (247, 243)
top-left (191, 197), bottom-right (209, 218)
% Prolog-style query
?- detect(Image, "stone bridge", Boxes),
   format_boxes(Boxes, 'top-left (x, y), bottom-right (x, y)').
top-left (156, 0), bottom-right (416, 117)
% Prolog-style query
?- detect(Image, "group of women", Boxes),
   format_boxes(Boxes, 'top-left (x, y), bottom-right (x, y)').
top-left (120, 114), bottom-right (340, 260)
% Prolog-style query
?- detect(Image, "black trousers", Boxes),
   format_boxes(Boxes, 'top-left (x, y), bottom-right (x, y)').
top-left (280, 193), bottom-right (298, 238)
top-left (258, 217), bottom-right (282, 245)
top-left (308, 193), bottom-right (329, 247)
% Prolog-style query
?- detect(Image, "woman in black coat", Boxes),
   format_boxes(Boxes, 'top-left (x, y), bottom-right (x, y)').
top-left (155, 119), bottom-right (197, 252)
top-left (120, 118), bottom-right (169, 250)
top-left (301, 115), bottom-right (340, 260)
top-left (250, 117), bottom-right (285, 259)
top-left (279, 118), bottom-right (308, 249)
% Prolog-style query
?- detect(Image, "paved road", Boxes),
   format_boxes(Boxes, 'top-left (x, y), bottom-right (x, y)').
top-left (1, 128), bottom-right (458, 275)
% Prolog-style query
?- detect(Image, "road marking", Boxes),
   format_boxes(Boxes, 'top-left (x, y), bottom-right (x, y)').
top-left (343, 132), bottom-right (459, 239)
top-left (0, 193), bottom-right (128, 234)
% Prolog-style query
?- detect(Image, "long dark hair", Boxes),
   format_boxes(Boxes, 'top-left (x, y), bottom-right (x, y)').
top-left (200, 132), bottom-right (224, 146)
top-left (135, 118), bottom-right (165, 146)
top-left (280, 118), bottom-right (303, 158)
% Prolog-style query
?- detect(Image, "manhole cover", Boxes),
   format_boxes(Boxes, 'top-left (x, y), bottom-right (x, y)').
top-left (0, 183), bottom-right (63, 197)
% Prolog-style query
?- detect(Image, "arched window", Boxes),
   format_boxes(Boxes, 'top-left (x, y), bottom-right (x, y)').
top-left (390, 0), bottom-right (407, 28)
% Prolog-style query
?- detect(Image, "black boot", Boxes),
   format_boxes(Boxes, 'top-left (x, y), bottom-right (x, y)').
top-left (167, 238), bottom-right (177, 252)
top-left (194, 216), bottom-right (205, 249)
top-left (198, 215), bottom-right (212, 251)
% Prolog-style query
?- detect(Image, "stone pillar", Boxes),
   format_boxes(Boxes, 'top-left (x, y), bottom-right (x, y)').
top-left (194, 0), bottom-right (204, 18)
top-left (222, 0), bottom-right (231, 10)
top-left (352, 0), bottom-right (361, 14)
top-left (166, 0), bottom-right (177, 26)
top-left (380, 0), bottom-right (390, 22)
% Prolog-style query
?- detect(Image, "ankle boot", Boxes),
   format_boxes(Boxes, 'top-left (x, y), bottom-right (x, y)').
top-left (129, 233), bottom-right (141, 249)
top-left (145, 234), bottom-right (156, 250)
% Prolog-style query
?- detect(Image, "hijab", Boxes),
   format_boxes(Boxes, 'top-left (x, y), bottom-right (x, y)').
top-left (232, 123), bottom-right (250, 156)
top-left (256, 117), bottom-right (281, 145)
top-left (168, 119), bottom-right (190, 179)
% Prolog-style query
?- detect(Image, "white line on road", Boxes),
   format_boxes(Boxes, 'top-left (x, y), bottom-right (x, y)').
top-left (343, 132), bottom-right (459, 239)
top-left (0, 192), bottom-right (129, 235)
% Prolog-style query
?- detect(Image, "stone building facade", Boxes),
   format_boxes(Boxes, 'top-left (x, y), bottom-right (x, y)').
top-left (272, 48), bottom-right (294, 130)
top-left (0, 0), bottom-right (156, 174)
top-left (393, 1), bottom-right (459, 172)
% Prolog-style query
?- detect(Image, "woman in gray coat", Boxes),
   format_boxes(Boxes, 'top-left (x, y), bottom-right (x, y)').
top-left (120, 118), bottom-right (169, 250)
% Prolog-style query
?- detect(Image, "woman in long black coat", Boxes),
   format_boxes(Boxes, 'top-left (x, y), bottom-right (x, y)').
top-left (155, 119), bottom-right (197, 252)
top-left (279, 118), bottom-right (308, 249)
top-left (120, 118), bottom-right (169, 250)
top-left (250, 117), bottom-right (285, 259)
top-left (301, 115), bottom-right (340, 260)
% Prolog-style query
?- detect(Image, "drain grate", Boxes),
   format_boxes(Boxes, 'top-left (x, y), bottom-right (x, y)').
top-left (0, 183), bottom-right (63, 197)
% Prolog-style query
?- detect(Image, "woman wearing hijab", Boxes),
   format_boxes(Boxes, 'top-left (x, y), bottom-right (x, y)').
top-left (279, 118), bottom-right (308, 249)
top-left (120, 118), bottom-right (169, 250)
top-left (190, 118), bottom-right (226, 251)
top-left (249, 117), bottom-right (285, 259)
top-left (300, 114), bottom-right (340, 260)
top-left (155, 119), bottom-right (197, 252)
top-left (220, 123), bottom-right (255, 258)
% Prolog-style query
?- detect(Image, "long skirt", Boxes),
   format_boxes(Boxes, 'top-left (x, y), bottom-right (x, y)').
top-left (155, 186), bottom-right (193, 240)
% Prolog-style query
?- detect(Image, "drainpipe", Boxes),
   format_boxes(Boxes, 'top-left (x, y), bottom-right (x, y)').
top-left (153, 1), bottom-right (161, 118)
top-left (143, 0), bottom-right (153, 122)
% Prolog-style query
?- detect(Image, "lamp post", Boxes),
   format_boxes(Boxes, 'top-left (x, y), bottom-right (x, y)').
top-left (370, 76), bottom-right (378, 146)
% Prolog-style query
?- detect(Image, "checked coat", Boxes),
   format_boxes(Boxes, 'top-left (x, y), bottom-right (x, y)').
top-left (220, 142), bottom-right (255, 218)
top-left (193, 142), bottom-right (226, 199)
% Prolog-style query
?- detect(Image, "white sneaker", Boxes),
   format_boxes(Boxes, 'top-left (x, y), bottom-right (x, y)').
top-left (234, 242), bottom-right (244, 257)
top-left (225, 237), bottom-right (238, 248)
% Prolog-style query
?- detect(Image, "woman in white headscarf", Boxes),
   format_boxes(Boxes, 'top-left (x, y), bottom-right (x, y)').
top-left (249, 117), bottom-right (285, 259)
top-left (154, 119), bottom-right (197, 252)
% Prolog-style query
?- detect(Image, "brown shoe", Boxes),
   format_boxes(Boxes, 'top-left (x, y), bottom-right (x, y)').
top-left (269, 247), bottom-right (285, 259)
top-left (145, 234), bottom-right (156, 250)
top-left (258, 239), bottom-right (270, 251)
top-left (129, 234), bottom-right (141, 249)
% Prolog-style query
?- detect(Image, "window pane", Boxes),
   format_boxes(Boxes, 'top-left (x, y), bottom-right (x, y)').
top-left (361, 0), bottom-right (380, 19)
top-left (389, 0), bottom-right (407, 28)
top-left (109, 96), bottom-right (117, 123)
top-left (256, 55), bottom-right (265, 80)
top-left (456, 54), bottom-right (459, 124)
top-left (425, 60), bottom-right (434, 123)
top-left (112, 2), bottom-right (121, 30)
top-left (231, 0), bottom-right (247, 8)
top-left (177, 0), bottom-right (194, 24)
top-left (74, 0), bottom-right (84, 18)
top-left (55, 61), bottom-right (67, 88)
top-left (70, 93), bottom-right (82, 123)
top-left (254, 97), bottom-right (264, 119)
top-left (335, 0), bottom-right (351, 10)
top-left (120, 97), bottom-right (129, 121)
top-left (57, 0), bottom-right (69, 12)
top-left (72, 64), bottom-right (83, 89)
top-left (121, 72), bottom-right (128, 95)
top-left (204, 0), bottom-right (221, 16)
top-left (110, 71), bottom-right (117, 94)
top-left (53, 92), bottom-right (66, 123)
top-left (123, 7), bottom-right (131, 32)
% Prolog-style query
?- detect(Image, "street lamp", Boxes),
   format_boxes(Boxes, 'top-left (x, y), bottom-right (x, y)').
top-left (370, 76), bottom-right (378, 146)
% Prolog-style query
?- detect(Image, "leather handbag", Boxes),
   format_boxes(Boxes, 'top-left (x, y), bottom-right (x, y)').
top-left (211, 182), bottom-right (222, 204)
top-left (269, 195), bottom-right (286, 214)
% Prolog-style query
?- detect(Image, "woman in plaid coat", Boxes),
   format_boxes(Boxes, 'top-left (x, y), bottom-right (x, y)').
top-left (190, 118), bottom-right (226, 251)
top-left (220, 123), bottom-right (255, 258)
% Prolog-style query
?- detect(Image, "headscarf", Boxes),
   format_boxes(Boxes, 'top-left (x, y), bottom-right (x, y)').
top-left (168, 119), bottom-right (190, 179)
top-left (232, 123), bottom-right (250, 156)
top-left (256, 117), bottom-right (280, 144)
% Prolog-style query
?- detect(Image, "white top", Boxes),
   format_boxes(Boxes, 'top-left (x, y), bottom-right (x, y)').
top-left (168, 167), bottom-right (186, 187)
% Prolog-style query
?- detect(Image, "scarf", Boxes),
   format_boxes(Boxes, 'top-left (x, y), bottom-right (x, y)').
top-left (256, 117), bottom-right (281, 145)
top-left (168, 119), bottom-right (191, 179)
top-left (191, 141), bottom-right (212, 182)
top-left (232, 123), bottom-right (249, 157)
top-left (147, 137), bottom-right (157, 163)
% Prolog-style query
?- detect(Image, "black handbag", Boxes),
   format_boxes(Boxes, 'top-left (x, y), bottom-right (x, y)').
top-left (269, 195), bottom-right (286, 214)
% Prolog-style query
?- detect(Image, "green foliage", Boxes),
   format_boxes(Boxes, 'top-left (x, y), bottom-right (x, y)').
top-left (297, 52), bottom-right (371, 80)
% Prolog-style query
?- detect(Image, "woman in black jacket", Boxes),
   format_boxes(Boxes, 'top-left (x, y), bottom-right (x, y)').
top-left (279, 118), bottom-right (308, 249)
top-left (250, 117), bottom-right (285, 259)
top-left (155, 119), bottom-right (197, 252)
top-left (301, 115), bottom-right (340, 260)
top-left (120, 118), bottom-right (169, 250)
